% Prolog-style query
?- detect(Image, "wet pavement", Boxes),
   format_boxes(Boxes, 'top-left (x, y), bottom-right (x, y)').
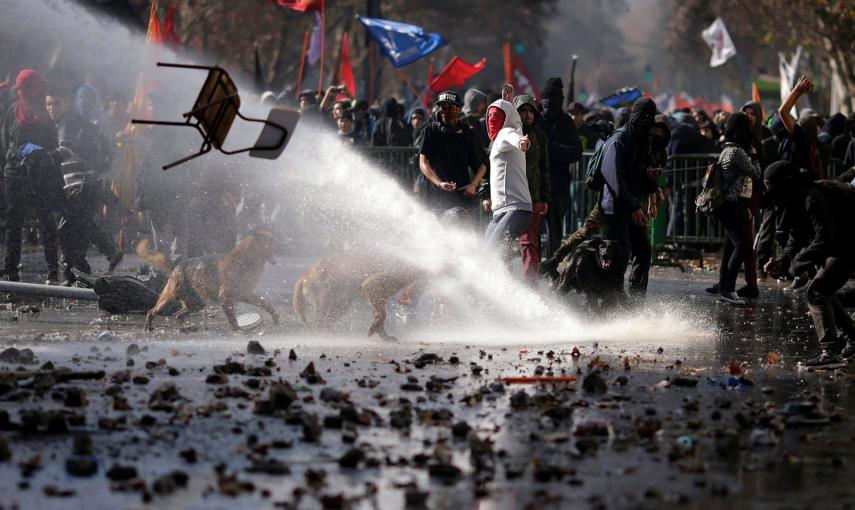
top-left (1, 254), bottom-right (854, 510)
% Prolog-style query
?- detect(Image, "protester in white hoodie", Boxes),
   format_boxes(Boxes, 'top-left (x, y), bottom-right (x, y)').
top-left (484, 87), bottom-right (532, 262)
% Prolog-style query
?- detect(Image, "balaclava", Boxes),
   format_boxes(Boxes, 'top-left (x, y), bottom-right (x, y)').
top-left (13, 69), bottom-right (47, 128)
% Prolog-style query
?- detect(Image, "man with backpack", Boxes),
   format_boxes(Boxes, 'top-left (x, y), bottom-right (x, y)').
top-left (596, 97), bottom-right (660, 303)
top-left (0, 69), bottom-right (66, 284)
top-left (542, 115), bottom-right (669, 290)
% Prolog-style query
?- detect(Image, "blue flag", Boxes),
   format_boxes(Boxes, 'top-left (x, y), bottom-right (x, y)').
top-left (357, 16), bottom-right (446, 68)
top-left (599, 87), bottom-right (643, 108)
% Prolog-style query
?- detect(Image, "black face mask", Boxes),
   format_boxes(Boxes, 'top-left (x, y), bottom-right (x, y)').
top-left (649, 133), bottom-right (668, 151)
top-left (541, 97), bottom-right (562, 117)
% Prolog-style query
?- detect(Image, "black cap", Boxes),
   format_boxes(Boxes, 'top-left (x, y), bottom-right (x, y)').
top-left (436, 90), bottom-right (462, 107)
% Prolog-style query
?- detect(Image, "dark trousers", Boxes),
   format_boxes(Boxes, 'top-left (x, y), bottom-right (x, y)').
top-left (61, 185), bottom-right (117, 274)
top-left (806, 256), bottom-right (855, 349)
top-left (547, 188), bottom-right (569, 257)
top-left (602, 212), bottom-right (652, 298)
top-left (715, 200), bottom-right (749, 293)
top-left (755, 207), bottom-right (776, 271)
top-left (3, 175), bottom-right (60, 276)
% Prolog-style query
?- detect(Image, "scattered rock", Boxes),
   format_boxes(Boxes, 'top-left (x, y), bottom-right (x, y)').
top-left (289, 349), bottom-right (298, 360)
top-left (300, 362), bottom-right (325, 384)
top-left (179, 448), bottom-right (197, 464)
top-left (428, 462), bottom-right (462, 484)
top-left (670, 376), bottom-right (699, 388)
top-left (413, 353), bottom-right (441, 368)
top-left (106, 465), bottom-right (138, 481)
top-left (338, 447), bottom-right (365, 468)
top-left (582, 370), bottom-right (607, 394)
top-left (451, 421), bottom-right (471, 438)
top-left (205, 374), bottom-right (228, 385)
top-left (125, 343), bottom-right (140, 356)
top-left (152, 470), bottom-right (189, 496)
top-left (0, 347), bottom-right (36, 365)
top-left (65, 456), bottom-right (98, 477)
top-left (64, 387), bottom-right (87, 407)
top-left (247, 341), bottom-right (266, 355)
top-left (510, 391), bottom-right (529, 410)
top-left (246, 458), bottom-right (290, 475)
top-left (97, 331), bottom-right (119, 342)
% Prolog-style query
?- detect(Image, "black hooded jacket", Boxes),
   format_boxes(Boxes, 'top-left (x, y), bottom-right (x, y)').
top-left (372, 98), bottom-right (411, 147)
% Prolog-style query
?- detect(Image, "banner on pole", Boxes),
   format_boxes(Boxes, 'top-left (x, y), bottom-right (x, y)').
top-left (701, 17), bottom-right (737, 68)
top-left (357, 16), bottom-right (446, 67)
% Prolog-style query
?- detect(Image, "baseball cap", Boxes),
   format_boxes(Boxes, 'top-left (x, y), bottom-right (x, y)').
top-left (436, 90), bottom-right (462, 107)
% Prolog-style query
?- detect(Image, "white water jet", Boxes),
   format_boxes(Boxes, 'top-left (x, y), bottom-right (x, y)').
top-left (3, 0), bottom-right (715, 346)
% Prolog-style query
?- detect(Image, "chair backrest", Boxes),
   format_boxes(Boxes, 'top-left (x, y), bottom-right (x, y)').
top-left (192, 67), bottom-right (240, 149)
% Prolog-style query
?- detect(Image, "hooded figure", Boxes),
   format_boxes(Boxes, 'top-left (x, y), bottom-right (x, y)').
top-left (821, 112), bottom-right (846, 145)
top-left (832, 113), bottom-right (855, 162)
top-left (537, 76), bottom-right (582, 256)
top-left (372, 98), bottom-right (411, 147)
top-left (486, 99), bottom-right (531, 216)
top-left (462, 88), bottom-right (487, 118)
top-left (75, 85), bottom-right (99, 123)
top-left (483, 98), bottom-right (532, 257)
top-left (763, 159), bottom-right (855, 367)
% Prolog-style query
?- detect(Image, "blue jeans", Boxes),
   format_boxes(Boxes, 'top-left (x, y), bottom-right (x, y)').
top-left (485, 209), bottom-right (533, 264)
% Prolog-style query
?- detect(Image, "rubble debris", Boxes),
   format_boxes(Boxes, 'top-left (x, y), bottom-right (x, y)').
top-left (247, 341), bottom-right (266, 355)
top-left (0, 347), bottom-right (36, 365)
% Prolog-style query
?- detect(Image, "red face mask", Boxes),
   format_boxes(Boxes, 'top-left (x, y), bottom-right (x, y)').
top-left (487, 106), bottom-right (506, 140)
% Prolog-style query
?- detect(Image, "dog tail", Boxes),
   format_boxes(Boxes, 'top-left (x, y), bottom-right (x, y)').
top-left (292, 276), bottom-right (309, 325)
top-left (136, 239), bottom-right (173, 274)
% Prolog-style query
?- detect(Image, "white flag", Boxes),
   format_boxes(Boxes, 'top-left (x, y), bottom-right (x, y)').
top-left (701, 17), bottom-right (737, 67)
top-left (779, 46), bottom-right (802, 117)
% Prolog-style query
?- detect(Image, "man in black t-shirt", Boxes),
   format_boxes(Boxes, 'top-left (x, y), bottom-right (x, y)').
top-left (418, 90), bottom-right (487, 212)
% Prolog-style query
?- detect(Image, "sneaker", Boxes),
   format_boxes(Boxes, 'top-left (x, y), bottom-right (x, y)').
top-left (737, 285), bottom-right (759, 298)
top-left (44, 271), bottom-right (60, 286)
top-left (718, 292), bottom-right (746, 306)
top-left (108, 252), bottom-right (124, 272)
top-left (797, 351), bottom-right (847, 370)
top-left (0, 270), bottom-right (19, 282)
top-left (705, 283), bottom-right (720, 295)
top-left (840, 342), bottom-right (855, 360)
top-left (784, 274), bottom-right (810, 293)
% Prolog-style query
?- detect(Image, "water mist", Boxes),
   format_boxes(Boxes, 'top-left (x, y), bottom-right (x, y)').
top-left (4, 0), bottom-right (715, 347)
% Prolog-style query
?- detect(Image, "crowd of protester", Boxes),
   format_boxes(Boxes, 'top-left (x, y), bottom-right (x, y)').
top-left (2, 63), bottom-right (855, 369)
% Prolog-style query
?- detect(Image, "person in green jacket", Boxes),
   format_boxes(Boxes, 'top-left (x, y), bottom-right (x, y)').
top-left (513, 95), bottom-right (550, 282)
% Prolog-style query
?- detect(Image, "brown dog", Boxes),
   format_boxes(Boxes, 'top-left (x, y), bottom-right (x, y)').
top-left (292, 253), bottom-right (420, 340)
top-left (144, 230), bottom-right (280, 331)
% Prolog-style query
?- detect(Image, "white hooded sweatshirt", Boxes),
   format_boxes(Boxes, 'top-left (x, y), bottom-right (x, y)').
top-left (488, 99), bottom-right (533, 216)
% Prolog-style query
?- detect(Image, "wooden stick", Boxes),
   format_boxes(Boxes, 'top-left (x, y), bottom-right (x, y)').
top-left (295, 30), bottom-right (309, 94)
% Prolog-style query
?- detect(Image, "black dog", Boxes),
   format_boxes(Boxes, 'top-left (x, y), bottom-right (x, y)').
top-left (552, 239), bottom-right (626, 312)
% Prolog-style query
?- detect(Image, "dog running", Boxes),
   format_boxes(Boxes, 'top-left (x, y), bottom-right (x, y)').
top-left (292, 252), bottom-right (420, 341)
top-left (143, 229), bottom-right (280, 331)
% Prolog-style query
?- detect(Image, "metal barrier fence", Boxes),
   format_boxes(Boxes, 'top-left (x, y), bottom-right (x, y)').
top-left (359, 147), bottom-right (854, 254)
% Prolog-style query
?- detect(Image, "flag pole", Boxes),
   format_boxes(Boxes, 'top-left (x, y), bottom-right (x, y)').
top-left (317, 0), bottom-right (326, 95)
top-left (295, 30), bottom-right (309, 94)
top-left (369, 41), bottom-right (375, 104)
top-left (503, 42), bottom-right (512, 84)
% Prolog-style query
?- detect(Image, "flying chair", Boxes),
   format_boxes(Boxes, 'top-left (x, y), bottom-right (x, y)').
top-left (132, 63), bottom-right (299, 170)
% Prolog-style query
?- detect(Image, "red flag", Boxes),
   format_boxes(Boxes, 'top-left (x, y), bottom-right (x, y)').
top-left (146, 1), bottom-right (162, 45)
top-left (429, 56), bottom-right (486, 94)
top-left (272, 0), bottom-right (324, 12)
top-left (162, 6), bottom-right (180, 49)
top-left (506, 46), bottom-right (540, 100)
top-left (338, 32), bottom-right (356, 96)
